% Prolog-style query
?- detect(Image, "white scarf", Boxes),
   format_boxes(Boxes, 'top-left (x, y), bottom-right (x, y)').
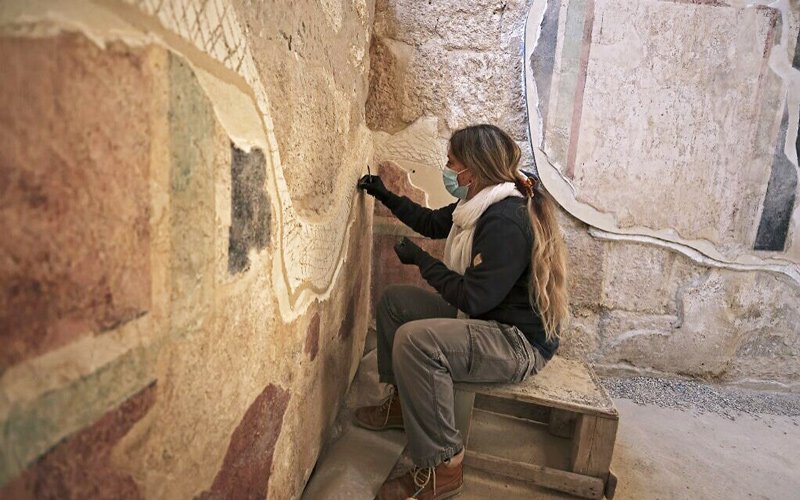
top-left (443, 182), bottom-right (524, 316)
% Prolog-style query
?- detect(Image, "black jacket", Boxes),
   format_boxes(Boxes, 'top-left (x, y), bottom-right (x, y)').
top-left (383, 192), bottom-right (559, 359)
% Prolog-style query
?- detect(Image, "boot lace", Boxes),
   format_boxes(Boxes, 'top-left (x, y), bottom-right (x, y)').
top-left (377, 386), bottom-right (396, 427)
top-left (411, 466), bottom-right (435, 498)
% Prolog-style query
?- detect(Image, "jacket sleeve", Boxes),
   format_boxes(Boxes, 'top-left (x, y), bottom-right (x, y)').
top-left (413, 209), bottom-right (531, 315)
top-left (382, 193), bottom-right (457, 239)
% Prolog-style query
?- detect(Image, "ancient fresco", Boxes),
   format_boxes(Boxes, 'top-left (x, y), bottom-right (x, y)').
top-left (0, 0), bottom-right (373, 496)
top-left (124, 0), bottom-right (369, 315)
top-left (526, 0), bottom-right (800, 279)
top-left (0, 0), bottom-right (369, 319)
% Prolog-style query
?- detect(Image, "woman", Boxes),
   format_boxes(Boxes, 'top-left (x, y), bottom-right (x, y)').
top-left (355, 124), bottom-right (568, 500)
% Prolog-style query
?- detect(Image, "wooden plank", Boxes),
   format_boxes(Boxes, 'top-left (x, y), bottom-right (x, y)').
top-left (453, 390), bottom-right (476, 448)
top-left (459, 385), bottom-right (616, 418)
top-left (570, 415), bottom-right (619, 477)
top-left (474, 393), bottom-right (551, 424)
top-left (548, 408), bottom-right (576, 438)
top-left (464, 450), bottom-right (604, 499)
top-left (454, 356), bottom-right (618, 418)
top-left (604, 470), bottom-right (618, 499)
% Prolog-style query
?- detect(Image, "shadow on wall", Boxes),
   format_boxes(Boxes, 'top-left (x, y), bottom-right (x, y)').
top-left (369, 162), bottom-right (447, 320)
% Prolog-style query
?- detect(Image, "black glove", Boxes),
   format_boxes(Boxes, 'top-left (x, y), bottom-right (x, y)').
top-left (357, 175), bottom-right (392, 202)
top-left (393, 237), bottom-right (423, 265)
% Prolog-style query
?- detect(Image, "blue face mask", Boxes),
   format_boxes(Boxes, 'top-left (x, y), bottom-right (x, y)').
top-left (442, 167), bottom-right (469, 199)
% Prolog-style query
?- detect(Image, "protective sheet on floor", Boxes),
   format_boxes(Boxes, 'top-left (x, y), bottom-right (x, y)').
top-left (302, 347), bottom-right (406, 500)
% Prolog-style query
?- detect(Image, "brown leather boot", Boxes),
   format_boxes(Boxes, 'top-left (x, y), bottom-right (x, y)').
top-left (354, 386), bottom-right (404, 431)
top-left (376, 458), bottom-right (464, 500)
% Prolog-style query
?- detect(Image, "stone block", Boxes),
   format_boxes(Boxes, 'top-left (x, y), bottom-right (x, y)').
top-left (371, 0), bottom-right (531, 140)
top-left (707, 271), bottom-right (800, 383)
top-left (594, 268), bottom-right (800, 383)
top-left (558, 311), bottom-right (600, 361)
top-left (402, 45), bottom-right (528, 140)
top-left (594, 309), bottom-right (682, 369)
top-left (0, 34), bottom-right (154, 372)
top-left (559, 211), bottom-right (605, 310)
top-left (602, 241), bottom-right (684, 314)
top-left (366, 36), bottom-right (416, 133)
top-left (374, 0), bottom-right (524, 51)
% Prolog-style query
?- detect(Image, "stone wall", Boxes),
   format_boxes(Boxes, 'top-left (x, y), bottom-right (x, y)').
top-left (367, 0), bottom-right (539, 317)
top-left (0, 0), bottom-right (375, 498)
top-left (367, 0), bottom-right (800, 390)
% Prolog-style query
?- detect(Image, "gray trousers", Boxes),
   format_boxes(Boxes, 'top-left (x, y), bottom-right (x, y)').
top-left (376, 285), bottom-right (547, 468)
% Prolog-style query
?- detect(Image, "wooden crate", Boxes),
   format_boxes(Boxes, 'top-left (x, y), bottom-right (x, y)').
top-left (454, 356), bottom-right (619, 499)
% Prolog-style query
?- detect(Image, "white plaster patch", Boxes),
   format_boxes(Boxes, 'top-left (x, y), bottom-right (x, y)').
top-left (373, 116), bottom-right (454, 208)
top-left (193, 67), bottom-right (268, 152)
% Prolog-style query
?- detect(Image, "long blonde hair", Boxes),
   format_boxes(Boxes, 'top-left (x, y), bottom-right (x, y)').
top-left (449, 124), bottom-right (568, 340)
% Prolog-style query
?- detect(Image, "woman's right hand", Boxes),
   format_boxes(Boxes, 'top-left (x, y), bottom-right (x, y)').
top-left (357, 174), bottom-right (391, 202)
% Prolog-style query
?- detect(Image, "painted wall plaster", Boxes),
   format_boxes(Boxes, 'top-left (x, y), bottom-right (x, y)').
top-left (0, 0), bottom-right (370, 318)
top-left (0, 0), bottom-right (376, 497)
top-left (526, 0), bottom-right (800, 278)
top-left (522, 0), bottom-right (800, 387)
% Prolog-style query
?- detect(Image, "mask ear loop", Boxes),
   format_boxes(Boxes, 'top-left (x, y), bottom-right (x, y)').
top-left (453, 166), bottom-right (473, 193)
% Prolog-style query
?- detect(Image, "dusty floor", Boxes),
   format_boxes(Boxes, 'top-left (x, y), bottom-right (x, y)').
top-left (609, 400), bottom-right (799, 500)
top-left (303, 346), bottom-right (800, 499)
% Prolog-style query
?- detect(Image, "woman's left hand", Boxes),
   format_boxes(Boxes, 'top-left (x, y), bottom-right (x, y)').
top-left (393, 237), bottom-right (423, 265)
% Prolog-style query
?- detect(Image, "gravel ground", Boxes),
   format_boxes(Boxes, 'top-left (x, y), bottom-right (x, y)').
top-left (603, 376), bottom-right (800, 420)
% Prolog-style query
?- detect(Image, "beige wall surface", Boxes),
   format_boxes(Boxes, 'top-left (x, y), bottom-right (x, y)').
top-left (0, 0), bottom-right (375, 497)
top-left (366, 0), bottom-right (800, 390)
top-left (528, 0), bottom-right (800, 269)
top-left (526, 0), bottom-right (800, 384)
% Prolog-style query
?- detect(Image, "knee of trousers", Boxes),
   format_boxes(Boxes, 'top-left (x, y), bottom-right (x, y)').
top-left (392, 322), bottom-right (433, 370)
top-left (377, 284), bottom-right (407, 318)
